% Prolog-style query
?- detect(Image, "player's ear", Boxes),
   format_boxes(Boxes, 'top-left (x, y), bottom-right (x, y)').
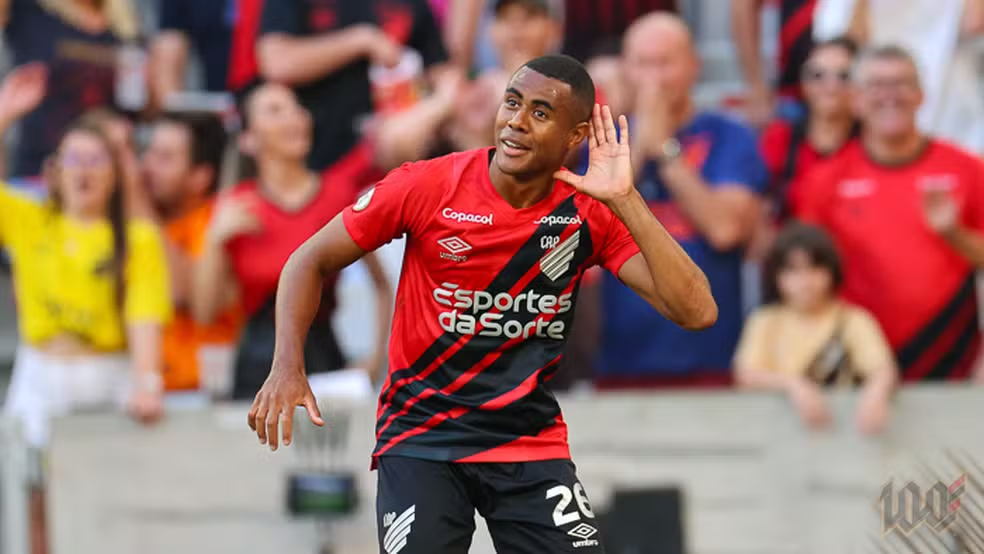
top-left (568, 120), bottom-right (590, 149)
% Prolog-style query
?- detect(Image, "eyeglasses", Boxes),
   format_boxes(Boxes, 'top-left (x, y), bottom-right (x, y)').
top-left (59, 152), bottom-right (112, 169)
top-left (802, 68), bottom-right (852, 84)
top-left (859, 78), bottom-right (920, 93)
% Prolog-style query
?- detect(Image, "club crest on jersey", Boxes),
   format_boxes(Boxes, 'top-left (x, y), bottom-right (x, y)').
top-left (353, 187), bottom-right (375, 211)
top-left (540, 230), bottom-right (580, 281)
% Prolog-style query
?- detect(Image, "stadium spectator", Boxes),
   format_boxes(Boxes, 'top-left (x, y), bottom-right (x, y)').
top-left (838, 0), bottom-right (984, 153)
top-left (143, 112), bottom-right (242, 394)
top-left (795, 45), bottom-right (984, 382)
top-left (735, 223), bottom-right (896, 434)
top-left (257, 0), bottom-right (448, 171)
top-left (594, 13), bottom-right (767, 389)
top-left (372, 0), bottom-right (562, 167)
top-left (149, 0), bottom-right (234, 105)
top-left (0, 65), bottom-right (170, 554)
top-left (750, 37), bottom-right (859, 259)
top-left (0, 0), bottom-right (142, 177)
top-left (730, 0), bottom-right (864, 126)
top-left (192, 83), bottom-right (392, 400)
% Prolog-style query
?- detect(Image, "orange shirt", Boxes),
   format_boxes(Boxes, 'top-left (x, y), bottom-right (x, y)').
top-left (162, 201), bottom-right (242, 391)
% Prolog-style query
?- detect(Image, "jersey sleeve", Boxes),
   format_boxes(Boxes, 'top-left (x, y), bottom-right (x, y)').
top-left (844, 306), bottom-right (895, 379)
top-left (0, 181), bottom-right (45, 250)
top-left (759, 121), bottom-right (791, 189)
top-left (124, 221), bottom-right (173, 325)
top-left (342, 161), bottom-right (435, 252)
top-left (595, 207), bottom-right (640, 277)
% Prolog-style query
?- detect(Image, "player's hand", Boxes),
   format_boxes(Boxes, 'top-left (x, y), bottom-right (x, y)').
top-left (554, 104), bottom-right (634, 203)
top-left (248, 360), bottom-right (325, 451)
top-left (0, 63), bottom-right (47, 126)
top-left (788, 378), bottom-right (832, 430)
top-left (209, 196), bottom-right (262, 245)
top-left (922, 189), bottom-right (960, 236)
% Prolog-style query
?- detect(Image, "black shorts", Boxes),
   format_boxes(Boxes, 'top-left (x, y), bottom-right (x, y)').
top-left (375, 456), bottom-right (606, 554)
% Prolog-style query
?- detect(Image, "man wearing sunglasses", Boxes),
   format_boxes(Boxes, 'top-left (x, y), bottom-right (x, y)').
top-left (795, 45), bottom-right (984, 384)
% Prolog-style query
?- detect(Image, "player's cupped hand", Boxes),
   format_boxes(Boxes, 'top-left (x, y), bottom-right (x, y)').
top-left (248, 359), bottom-right (325, 452)
top-left (554, 104), bottom-right (634, 203)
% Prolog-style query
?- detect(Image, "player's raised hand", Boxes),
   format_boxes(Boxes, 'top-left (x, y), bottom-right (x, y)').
top-left (248, 356), bottom-right (325, 452)
top-left (554, 104), bottom-right (634, 203)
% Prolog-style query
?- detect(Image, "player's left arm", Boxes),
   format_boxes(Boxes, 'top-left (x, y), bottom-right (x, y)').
top-left (556, 105), bottom-right (718, 331)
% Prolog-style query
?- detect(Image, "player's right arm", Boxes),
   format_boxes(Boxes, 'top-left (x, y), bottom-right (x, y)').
top-left (249, 161), bottom-right (435, 451)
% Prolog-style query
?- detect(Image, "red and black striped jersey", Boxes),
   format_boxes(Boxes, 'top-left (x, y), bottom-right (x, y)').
top-left (778, 0), bottom-right (818, 99)
top-left (343, 148), bottom-right (640, 465)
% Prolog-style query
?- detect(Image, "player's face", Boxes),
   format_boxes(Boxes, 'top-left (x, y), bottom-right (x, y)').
top-left (143, 122), bottom-right (194, 213)
top-left (777, 249), bottom-right (835, 313)
top-left (56, 130), bottom-right (117, 219)
top-left (493, 68), bottom-right (588, 179)
top-left (246, 84), bottom-right (313, 162)
top-left (854, 58), bottom-right (923, 139)
top-left (801, 45), bottom-right (853, 118)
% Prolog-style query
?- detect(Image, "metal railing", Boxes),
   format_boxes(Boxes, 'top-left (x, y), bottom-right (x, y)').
top-left (0, 417), bottom-right (29, 554)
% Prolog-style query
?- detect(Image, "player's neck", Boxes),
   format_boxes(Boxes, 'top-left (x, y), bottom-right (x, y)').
top-left (862, 130), bottom-right (927, 167)
top-left (488, 163), bottom-right (556, 210)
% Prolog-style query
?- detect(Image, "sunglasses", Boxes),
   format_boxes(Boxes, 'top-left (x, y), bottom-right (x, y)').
top-left (802, 68), bottom-right (851, 83)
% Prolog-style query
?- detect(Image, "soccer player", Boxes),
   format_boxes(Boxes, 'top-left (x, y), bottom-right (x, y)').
top-left (248, 54), bottom-right (717, 552)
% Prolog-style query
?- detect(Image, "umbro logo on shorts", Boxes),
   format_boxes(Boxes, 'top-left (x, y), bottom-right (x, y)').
top-left (383, 504), bottom-right (415, 554)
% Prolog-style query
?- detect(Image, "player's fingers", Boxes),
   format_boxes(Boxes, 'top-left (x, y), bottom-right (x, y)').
top-left (587, 123), bottom-right (599, 150)
top-left (602, 105), bottom-right (617, 145)
top-left (618, 115), bottom-right (630, 147)
top-left (267, 406), bottom-right (281, 451)
top-left (591, 103), bottom-right (605, 145)
top-left (282, 407), bottom-right (296, 447)
top-left (247, 398), bottom-right (260, 431)
top-left (304, 394), bottom-right (325, 427)
top-left (254, 402), bottom-right (268, 444)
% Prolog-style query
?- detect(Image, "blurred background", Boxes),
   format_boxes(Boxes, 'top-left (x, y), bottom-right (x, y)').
top-left (0, 0), bottom-right (983, 553)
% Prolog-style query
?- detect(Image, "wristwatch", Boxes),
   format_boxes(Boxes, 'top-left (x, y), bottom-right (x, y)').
top-left (655, 138), bottom-right (682, 167)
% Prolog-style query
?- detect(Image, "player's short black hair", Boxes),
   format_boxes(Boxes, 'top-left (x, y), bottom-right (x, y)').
top-left (521, 54), bottom-right (596, 122)
top-left (159, 111), bottom-right (228, 196)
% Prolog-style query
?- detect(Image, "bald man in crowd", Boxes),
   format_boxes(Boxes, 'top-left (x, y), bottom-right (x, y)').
top-left (594, 13), bottom-right (768, 389)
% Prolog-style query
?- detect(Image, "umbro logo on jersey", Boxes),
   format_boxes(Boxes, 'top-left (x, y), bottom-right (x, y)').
top-left (438, 236), bottom-right (472, 262)
top-left (383, 505), bottom-right (415, 554)
top-left (540, 230), bottom-right (580, 281)
top-left (568, 523), bottom-right (600, 549)
top-left (535, 214), bottom-right (582, 226)
top-left (443, 208), bottom-right (493, 225)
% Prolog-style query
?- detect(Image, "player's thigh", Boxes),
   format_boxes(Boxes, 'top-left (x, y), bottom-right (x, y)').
top-left (481, 460), bottom-right (606, 554)
top-left (375, 456), bottom-right (476, 554)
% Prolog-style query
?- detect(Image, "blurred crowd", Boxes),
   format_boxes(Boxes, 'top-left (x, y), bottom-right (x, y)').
top-left (2, 3), bottom-right (984, 545)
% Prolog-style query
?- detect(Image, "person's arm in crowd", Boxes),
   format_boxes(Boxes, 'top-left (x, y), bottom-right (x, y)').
top-left (371, 70), bottom-right (463, 170)
top-left (258, 25), bottom-right (402, 86)
top-left (0, 0), bottom-right (9, 27)
top-left (358, 251), bottom-right (394, 384)
top-left (445, 0), bottom-right (487, 69)
top-left (192, 195), bottom-right (256, 324)
top-left (924, 187), bottom-right (984, 268)
top-left (846, 308), bottom-right (897, 435)
top-left (165, 240), bottom-right (194, 308)
top-left (555, 106), bottom-right (717, 330)
top-left (127, 322), bottom-right (164, 422)
top-left (149, 31), bottom-right (190, 109)
top-left (963, 0), bottom-right (984, 36)
top-left (0, 63), bottom-right (47, 178)
top-left (729, 0), bottom-right (773, 126)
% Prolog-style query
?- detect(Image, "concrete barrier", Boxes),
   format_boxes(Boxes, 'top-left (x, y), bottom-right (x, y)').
top-left (46, 386), bottom-right (984, 554)
top-left (0, 417), bottom-right (29, 554)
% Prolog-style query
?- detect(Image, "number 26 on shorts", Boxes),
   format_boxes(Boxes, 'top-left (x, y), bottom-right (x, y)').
top-left (546, 483), bottom-right (596, 527)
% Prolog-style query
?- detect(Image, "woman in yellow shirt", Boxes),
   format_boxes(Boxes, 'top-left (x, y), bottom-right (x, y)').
top-left (734, 223), bottom-right (896, 434)
top-left (0, 64), bottom-right (171, 451)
